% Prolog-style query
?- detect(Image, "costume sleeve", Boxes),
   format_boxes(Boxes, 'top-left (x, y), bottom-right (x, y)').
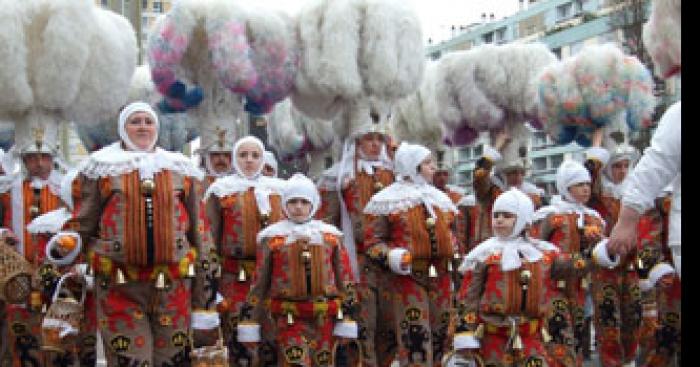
top-left (241, 237), bottom-right (273, 324)
top-left (187, 178), bottom-right (219, 310)
top-left (454, 262), bottom-right (487, 348)
top-left (363, 213), bottom-right (392, 268)
top-left (622, 102), bottom-right (681, 214)
top-left (75, 175), bottom-right (103, 244)
top-left (332, 236), bottom-right (358, 316)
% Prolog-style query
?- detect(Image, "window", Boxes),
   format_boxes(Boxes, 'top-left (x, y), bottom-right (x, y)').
top-left (495, 27), bottom-right (507, 43)
top-left (482, 32), bottom-right (494, 44)
top-left (533, 157), bottom-right (547, 171)
top-left (556, 2), bottom-right (573, 21)
top-left (458, 148), bottom-right (471, 161)
top-left (550, 154), bottom-right (564, 169)
top-left (473, 145), bottom-right (483, 158)
top-left (141, 15), bottom-right (149, 30)
top-left (552, 47), bottom-right (562, 59)
top-left (153, 1), bottom-right (163, 12)
top-left (569, 40), bottom-right (584, 56)
top-left (325, 156), bottom-right (333, 169)
top-left (142, 0), bottom-right (148, 10)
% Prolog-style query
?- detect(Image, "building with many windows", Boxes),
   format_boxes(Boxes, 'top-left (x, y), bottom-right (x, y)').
top-left (427, 0), bottom-right (680, 195)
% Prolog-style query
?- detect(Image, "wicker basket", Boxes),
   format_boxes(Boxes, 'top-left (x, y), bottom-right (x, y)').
top-left (0, 237), bottom-right (33, 304)
top-left (191, 328), bottom-right (229, 367)
top-left (41, 273), bottom-right (86, 353)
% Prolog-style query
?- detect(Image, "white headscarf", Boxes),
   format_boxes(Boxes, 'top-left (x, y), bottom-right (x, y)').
top-left (556, 160), bottom-right (591, 204)
top-left (282, 173), bottom-right (320, 222)
top-left (232, 136), bottom-right (265, 180)
top-left (258, 173), bottom-right (341, 245)
top-left (364, 142), bottom-right (457, 219)
top-left (118, 102), bottom-right (160, 152)
top-left (394, 142), bottom-right (432, 185)
top-left (263, 151), bottom-right (278, 177)
top-left (459, 189), bottom-right (558, 273)
top-left (534, 160), bottom-right (602, 228)
top-left (603, 144), bottom-right (639, 184)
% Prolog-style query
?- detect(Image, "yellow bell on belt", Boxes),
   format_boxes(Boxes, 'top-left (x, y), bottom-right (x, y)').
top-left (512, 333), bottom-right (524, 350)
top-left (187, 263), bottom-right (196, 278)
top-left (155, 272), bottom-right (166, 289)
top-left (141, 179), bottom-right (155, 194)
top-left (238, 267), bottom-right (247, 282)
top-left (425, 217), bottom-right (436, 229)
top-left (541, 327), bottom-right (553, 343)
top-left (116, 268), bottom-right (127, 285)
top-left (287, 312), bottom-right (294, 325)
top-left (428, 264), bottom-right (438, 278)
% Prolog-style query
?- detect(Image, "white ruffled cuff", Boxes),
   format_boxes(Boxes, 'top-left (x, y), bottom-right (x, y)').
top-left (333, 320), bottom-right (358, 339)
top-left (639, 262), bottom-right (676, 292)
top-left (453, 332), bottom-right (480, 350)
top-left (45, 231), bottom-right (82, 266)
top-left (482, 146), bottom-right (502, 163)
top-left (192, 310), bottom-right (220, 330)
top-left (42, 318), bottom-right (80, 338)
top-left (585, 147), bottom-right (610, 166)
top-left (388, 249), bottom-right (411, 275)
top-left (237, 323), bottom-right (261, 343)
top-left (592, 239), bottom-right (620, 269)
top-left (26, 208), bottom-right (73, 234)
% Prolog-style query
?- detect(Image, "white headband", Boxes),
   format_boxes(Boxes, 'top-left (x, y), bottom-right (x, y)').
top-left (118, 102), bottom-right (160, 152)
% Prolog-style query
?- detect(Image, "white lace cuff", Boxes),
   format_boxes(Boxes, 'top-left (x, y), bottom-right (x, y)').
top-left (388, 248), bottom-right (411, 275)
top-left (639, 262), bottom-right (675, 292)
top-left (333, 320), bottom-right (358, 339)
top-left (453, 332), bottom-right (480, 350)
top-left (192, 310), bottom-right (220, 330)
top-left (592, 239), bottom-right (620, 269)
top-left (237, 322), bottom-right (261, 343)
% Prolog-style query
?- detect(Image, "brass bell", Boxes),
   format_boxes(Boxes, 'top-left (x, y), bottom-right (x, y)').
top-left (238, 267), bottom-right (247, 282)
top-left (116, 268), bottom-right (127, 285)
top-left (337, 308), bottom-right (344, 321)
top-left (637, 257), bottom-right (645, 270)
top-left (475, 324), bottom-right (485, 339)
top-left (141, 179), bottom-right (155, 194)
top-left (155, 272), bottom-right (166, 289)
top-left (428, 264), bottom-right (438, 278)
top-left (512, 333), bottom-right (524, 350)
top-left (520, 270), bottom-right (532, 289)
top-left (373, 182), bottom-right (384, 192)
top-left (187, 263), bottom-right (196, 278)
top-left (453, 253), bottom-right (462, 260)
top-left (287, 312), bottom-right (294, 325)
top-left (557, 280), bottom-right (566, 289)
top-left (541, 327), bottom-right (552, 344)
top-left (425, 217), bottom-right (436, 229)
top-left (301, 250), bottom-right (312, 262)
top-left (29, 206), bottom-right (40, 217)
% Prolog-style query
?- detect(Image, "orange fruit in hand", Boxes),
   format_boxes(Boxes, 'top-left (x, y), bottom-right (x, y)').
top-left (401, 251), bottom-right (412, 268)
top-left (57, 235), bottom-right (77, 252)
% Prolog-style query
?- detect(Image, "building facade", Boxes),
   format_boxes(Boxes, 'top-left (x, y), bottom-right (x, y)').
top-left (428, 0), bottom-right (680, 195)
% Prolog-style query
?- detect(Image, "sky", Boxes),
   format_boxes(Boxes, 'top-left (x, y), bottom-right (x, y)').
top-left (252, 0), bottom-right (524, 45)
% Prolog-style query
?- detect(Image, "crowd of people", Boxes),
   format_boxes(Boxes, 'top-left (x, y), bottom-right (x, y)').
top-left (0, 0), bottom-right (680, 366)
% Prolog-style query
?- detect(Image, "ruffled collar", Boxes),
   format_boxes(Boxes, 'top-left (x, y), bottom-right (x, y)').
top-left (204, 174), bottom-right (283, 215)
top-left (363, 181), bottom-right (458, 217)
top-left (534, 198), bottom-right (603, 228)
top-left (257, 219), bottom-right (342, 245)
top-left (458, 236), bottom-right (559, 273)
top-left (78, 142), bottom-right (204, 181)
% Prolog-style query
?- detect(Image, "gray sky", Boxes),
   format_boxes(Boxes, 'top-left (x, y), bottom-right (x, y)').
top-left (253, 0), bottom-right (523, 44)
